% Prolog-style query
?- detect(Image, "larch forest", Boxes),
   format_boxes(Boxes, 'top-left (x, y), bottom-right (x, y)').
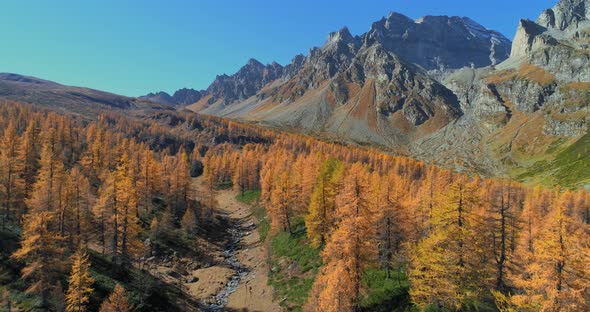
top-left (2, 0), bottom-right (590, 311)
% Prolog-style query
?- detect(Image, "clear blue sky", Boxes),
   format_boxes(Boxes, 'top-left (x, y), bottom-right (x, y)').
top-left (0, 0), bottom-right (557, 96)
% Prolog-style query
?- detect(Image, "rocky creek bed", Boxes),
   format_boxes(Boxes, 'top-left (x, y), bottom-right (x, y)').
top-left (199, 215), bottom-right (251, 311)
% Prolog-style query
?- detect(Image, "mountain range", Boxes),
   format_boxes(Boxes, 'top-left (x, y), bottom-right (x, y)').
top-left (181, 13), bottom-right (513, 150)
top-left (1, 0), bottom-right (588, 187)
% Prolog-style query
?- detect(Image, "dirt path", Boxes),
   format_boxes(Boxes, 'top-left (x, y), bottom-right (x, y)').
top-left (193, 180), bottom-right (282, 311)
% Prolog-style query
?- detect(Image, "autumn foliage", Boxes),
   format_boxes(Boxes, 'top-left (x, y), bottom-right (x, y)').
top-left (198, 116), bottom-right (590, 311)
top-left (1, 100), bottom-right (589, 311)
top-left (0, 102), bottom-right (208, 310)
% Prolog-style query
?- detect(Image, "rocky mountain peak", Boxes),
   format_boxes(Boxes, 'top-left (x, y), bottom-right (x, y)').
top-left (172, 88), bottom-right (203, 105)
top-left (510, 19), bottom-right (549, 59)
top-left (240, 58), bottom-right (266, 73)
top-left (538, 0), bottom-right (589, 31)
top-left (385, 12), bottom-right (414, 29)
top-left (291, 54), bottom-right (305, 64)
top-left (147, 91), bottom-right (172, 98)
top-left (140, 88), bottom-right (203, 106)
top-left (326, 27), bottom-right (354, 45)
top-left (267, 61), bottom-right (284, 74)
top-left (283, 54), bottom-right (306, 79)
top-left (139, 91), bottom-right (174, 105)
top-left (509, 0), bottom-right (590, 81)
top-left (225, 58), bottom-right (284, 84)
top-left (366, 13), bottom-right (412, 44)
top-left (363, 13), bottom-right (511, 70)
top-left (321, 27), bottom-right (360, 60)
top-left (205, 59), bottom-right (284, 105)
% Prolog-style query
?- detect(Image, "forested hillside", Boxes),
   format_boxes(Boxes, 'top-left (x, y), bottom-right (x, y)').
top-left (0, 99), bottom-right (588, 311)
top-left (0, 101), bottom-right (274, 311)
top-left (201, 116), bottom-right (590, 311)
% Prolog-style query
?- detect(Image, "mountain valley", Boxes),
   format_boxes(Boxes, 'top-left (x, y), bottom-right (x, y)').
top-left (1, 1), bottom-right (590, 311)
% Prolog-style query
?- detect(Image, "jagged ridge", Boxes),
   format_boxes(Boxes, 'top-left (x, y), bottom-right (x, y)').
top-left (182, 12), bottom-right (510, 149)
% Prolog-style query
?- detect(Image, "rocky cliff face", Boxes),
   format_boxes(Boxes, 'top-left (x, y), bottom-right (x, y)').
top-left (492, 0), bottom-right (589, 135)
top-left (459, 0), bottom-right (589, 112)
top-left (142, 59), bottom-right (282, 107)
top-left (511, 0), bottom-right (590, 81)
top-left (255, 42), bottom-right (463, 147)
top-left (205, 59), bottom-right (284, 105)
top-left (365, 13), bottom-right (511, 71)
top-left (415, 0), bottom-right (590, 175)
top-left (538, 0), bottom-right (590, 31)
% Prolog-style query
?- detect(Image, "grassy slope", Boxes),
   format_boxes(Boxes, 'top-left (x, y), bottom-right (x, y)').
top-left (268, 222), bottom-right (321, 311)
top-left (513, 131), bottom-right (590, 189)
top-left (362, 268), bottom-right (410, 312)
top-left (482, 63), bottom-right (590, 190)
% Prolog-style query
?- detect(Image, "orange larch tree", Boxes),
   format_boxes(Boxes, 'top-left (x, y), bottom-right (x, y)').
top-left (481, 179), bottom-right (521, 292)
top-left (305, 157), bottom-right (343, 248)
top-left (63, 167), bottom-right (94, 247)
top-left (12, 211), bottom-right (65, 309)
top-left (93, 171), bottom-right (117, 257)
top-left (114, 151), bottom-right (141, 264)
top-left (508, 190), bottom-right (590, 311)
top-left (409, 175), bottom-right (485, 310)
top-left (309, 163), bottom-right (377, 311)
top-left (269, 170), bottom-right (296, 233)
top-left (19, 120), bottom-right (41, 190)
top-left (99, 284), bottom-right (133, 312)
top-left (0, 121), bottom-right (25, 229)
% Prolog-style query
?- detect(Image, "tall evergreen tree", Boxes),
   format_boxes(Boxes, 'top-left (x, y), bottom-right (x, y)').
top-left (482, 179), bottom-right (520, 292)
top-left (409, 176), bottom-right (484, 310)
top-left (0, 121), bottom-right (25, 229)
top-left (305, 158), bottom-right (343, 248)
top-left (93, 172), bottom-right (116, 256)
top-left (27, 142), bottom-right (66, 216)
top-left (508, 190), bottom-right (590, 311)
top-left (181, 207), bottom-right (198, 236)
top-left (269, 170), bottom-right (296, 233)
top-left (19, 120), bottom-right (41, 190)
top-left (308, 163), bottom-right (377, 311)
top-left (115, 152), bottom-right (140, 264)
top-left (65, 248), bottom-right (95, 312)
top-left (12, 211), bottom-right (64, 308)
